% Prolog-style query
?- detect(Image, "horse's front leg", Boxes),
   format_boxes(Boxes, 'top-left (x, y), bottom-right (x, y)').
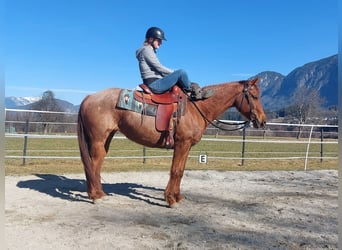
top-left (165, 142), bottom-right (191, 207)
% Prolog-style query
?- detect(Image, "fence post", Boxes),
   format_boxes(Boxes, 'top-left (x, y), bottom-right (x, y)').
top-left (22, 119), bottom-right (29, 166)
top-left (304, 125), bottom-right (314, 171)
top-left (241, 126), bottom-right (246, 166)
top-left (320, 127), bottom-right (324, 163)
top-left (143, 146), bottom-right (146, 164)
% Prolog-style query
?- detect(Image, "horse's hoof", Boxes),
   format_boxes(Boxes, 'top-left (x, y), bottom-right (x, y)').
top-left (92, 196), bottom-right (108, 204)
top-left (169, 202), bottom-right (178, 208)
top-left (175, 194), bottom-right (184, 203)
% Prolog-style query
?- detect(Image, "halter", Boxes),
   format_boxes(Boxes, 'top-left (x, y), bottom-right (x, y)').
top-left (191, 81), bottom-right (258, 132)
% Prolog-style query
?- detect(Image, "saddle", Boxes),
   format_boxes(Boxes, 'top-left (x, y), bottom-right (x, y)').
top-left (134, 84), bottom-right (187, 148)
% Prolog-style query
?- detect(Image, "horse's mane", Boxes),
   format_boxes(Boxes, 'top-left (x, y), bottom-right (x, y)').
top-left (202, 80), bottom-right (249, 91)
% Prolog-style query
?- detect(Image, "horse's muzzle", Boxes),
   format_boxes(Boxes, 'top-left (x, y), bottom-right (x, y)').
top-left (252, 118), bottom-right (266, 129)
top-left (251, 113), bottom-right (266, 129)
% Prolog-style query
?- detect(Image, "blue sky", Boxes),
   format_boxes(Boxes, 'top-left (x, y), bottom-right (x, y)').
top-left (5, 0), bottom-right (338, 105)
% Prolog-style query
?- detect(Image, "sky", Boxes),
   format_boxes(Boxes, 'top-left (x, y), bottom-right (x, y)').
top-left (4, 0), bottom-right (338, 105)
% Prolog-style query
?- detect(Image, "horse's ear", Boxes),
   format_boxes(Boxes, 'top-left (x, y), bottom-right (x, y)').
top-left (250, 77), bottom-right (260, 85)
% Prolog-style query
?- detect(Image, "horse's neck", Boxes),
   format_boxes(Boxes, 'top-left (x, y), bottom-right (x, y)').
top-left (197, 82), bottom-right (243, 121)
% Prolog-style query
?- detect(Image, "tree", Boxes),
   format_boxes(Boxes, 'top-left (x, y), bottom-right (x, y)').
top-left (286, 85), bottom-right (325, 138)
top-left (30, 90), bottom-right (64, 134)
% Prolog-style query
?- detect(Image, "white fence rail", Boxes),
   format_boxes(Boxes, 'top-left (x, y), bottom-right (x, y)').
top-left (5, 109), bottom-right (338, 170)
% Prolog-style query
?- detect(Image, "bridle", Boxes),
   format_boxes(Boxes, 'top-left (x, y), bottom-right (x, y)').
top-left (190, 81), bottom-right (258, 132)
top-left (239, 81), bottom-right (258, 124)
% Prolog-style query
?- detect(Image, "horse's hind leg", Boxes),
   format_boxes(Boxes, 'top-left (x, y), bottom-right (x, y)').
top-left (87, 141), bottom-right (107, 201)
top-left (87, 131), bottom-right (116, 201)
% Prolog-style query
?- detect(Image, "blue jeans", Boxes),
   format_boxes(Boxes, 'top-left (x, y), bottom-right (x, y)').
top-left (146, 69), bottom-right (191, 94)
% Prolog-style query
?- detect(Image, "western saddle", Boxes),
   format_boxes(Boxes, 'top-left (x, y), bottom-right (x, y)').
top-left (134, 84), bottom-right (187, 148)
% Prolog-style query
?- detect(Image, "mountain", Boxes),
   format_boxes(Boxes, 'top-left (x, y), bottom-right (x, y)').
top-left (5, 96), bottom-right (79, 113)
top-left (250, 71), bottom-right (285, 110)
top-left (5, 96), bottom-right (42, 109)
top-left (251, 54), bottom-right (338, 111)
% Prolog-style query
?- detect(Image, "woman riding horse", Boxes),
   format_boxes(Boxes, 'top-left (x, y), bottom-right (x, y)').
top-left (136, 27), bottom-right (213, 100)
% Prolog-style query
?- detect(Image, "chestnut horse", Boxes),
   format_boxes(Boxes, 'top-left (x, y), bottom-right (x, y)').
top-left (77, 78), bottom-right (266, 207)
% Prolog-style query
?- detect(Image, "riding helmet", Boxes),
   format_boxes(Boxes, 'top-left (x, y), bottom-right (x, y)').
top-left (145, 27), bottom-right (167, 41)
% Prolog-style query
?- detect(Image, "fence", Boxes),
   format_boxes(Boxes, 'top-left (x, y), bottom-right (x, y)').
top-left (5, 109), bottom-right (338, 170)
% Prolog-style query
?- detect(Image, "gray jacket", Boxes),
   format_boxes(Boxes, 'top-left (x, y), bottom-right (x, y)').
top-left (136, 45), bottom-right (173, 80)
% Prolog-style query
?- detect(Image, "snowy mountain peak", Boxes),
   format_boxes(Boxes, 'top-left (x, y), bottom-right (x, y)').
top-left (5, 96), bottom-right (42, 108)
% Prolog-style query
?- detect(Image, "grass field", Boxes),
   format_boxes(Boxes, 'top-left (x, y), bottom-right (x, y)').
top-left (5, 135), bottom-right (338, 175)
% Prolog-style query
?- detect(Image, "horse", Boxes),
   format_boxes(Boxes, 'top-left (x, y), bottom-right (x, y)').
top-left (77, 78), bottom-right (266, 207)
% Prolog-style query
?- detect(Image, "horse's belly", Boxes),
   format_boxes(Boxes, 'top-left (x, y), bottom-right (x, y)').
top-left (118, 114), bottom-right (165, 148)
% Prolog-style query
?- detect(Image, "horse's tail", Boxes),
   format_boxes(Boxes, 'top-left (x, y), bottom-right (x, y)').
top-left (77, 107), bottom-right (95, 197)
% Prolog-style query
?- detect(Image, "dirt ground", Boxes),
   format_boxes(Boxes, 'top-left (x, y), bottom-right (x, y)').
top-left (5, 170), bottom-right (338, 249)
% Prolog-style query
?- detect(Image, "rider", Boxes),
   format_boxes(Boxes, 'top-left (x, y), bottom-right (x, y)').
top-left (136, 27), bottom-right (214, 100)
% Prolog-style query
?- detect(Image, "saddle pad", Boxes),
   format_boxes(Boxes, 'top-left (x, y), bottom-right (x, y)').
top-left (116, 89), bottom-right (157, 116)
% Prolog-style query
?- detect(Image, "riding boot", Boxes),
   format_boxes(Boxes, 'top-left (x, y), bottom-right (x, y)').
top-left (190, 82), bottom-right (214, 100)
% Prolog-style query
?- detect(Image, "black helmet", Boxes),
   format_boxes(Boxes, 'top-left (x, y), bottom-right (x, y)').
top-left (145, 27), bottom-right (167, 41)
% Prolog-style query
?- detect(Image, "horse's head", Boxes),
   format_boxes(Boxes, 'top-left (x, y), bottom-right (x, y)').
top-left (234, 78), bottom-right (267, 128)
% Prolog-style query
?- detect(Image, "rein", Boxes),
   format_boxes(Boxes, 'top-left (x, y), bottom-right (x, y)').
top-left (190, 81), bottom-right (255, 132)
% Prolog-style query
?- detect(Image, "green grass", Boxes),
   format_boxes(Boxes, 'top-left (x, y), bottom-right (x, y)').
top-left (5, 135), bottom-right (338, 175)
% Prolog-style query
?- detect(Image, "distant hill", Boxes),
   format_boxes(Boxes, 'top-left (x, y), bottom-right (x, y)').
top-left (250, 71), bottom-right (285, 111)
top-left (5, 96), bottom-right (79, 113)
top-left (5, 96), bottom-right (42, 109)
top-left (251, 54), bottom-right (337, 111)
